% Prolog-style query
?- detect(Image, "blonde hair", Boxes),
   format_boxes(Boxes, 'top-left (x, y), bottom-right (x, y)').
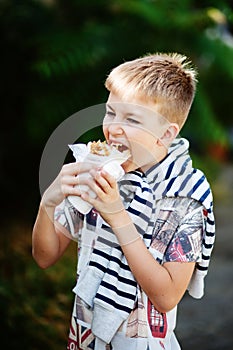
top-left (105, 53), bottom-right (198, 127)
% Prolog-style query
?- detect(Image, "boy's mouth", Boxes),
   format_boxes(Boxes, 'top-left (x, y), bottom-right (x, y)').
top-left (109, 141), bottom-right (129, 153)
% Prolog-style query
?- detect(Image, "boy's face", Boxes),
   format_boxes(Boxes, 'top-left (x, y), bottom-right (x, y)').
top-left (103, 92), bottom-right (173, 173)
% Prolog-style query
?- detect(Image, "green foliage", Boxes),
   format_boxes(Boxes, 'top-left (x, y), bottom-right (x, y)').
top-left (19, 0), bottom-right (232, 150)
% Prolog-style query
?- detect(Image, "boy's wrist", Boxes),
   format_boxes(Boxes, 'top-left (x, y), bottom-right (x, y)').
top-left (40, 187), bottom-right (63, 209)
top-left (107, 210), bottom-right (141, 246)
top-left (103, 207), bottom-right (130, 227)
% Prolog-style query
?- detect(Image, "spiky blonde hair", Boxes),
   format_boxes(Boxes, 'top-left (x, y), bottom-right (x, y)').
top-left (105, 53), bottom-right (198, 127)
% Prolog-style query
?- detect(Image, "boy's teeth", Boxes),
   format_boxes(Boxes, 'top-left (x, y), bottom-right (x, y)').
top-left (112, 143), bottom-right (128, 152)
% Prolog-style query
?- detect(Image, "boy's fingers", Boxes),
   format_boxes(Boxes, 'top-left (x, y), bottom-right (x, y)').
top-left (100, 170), bottom-right (117, 188)
top-left (62, 162), bottom-right (97, 176)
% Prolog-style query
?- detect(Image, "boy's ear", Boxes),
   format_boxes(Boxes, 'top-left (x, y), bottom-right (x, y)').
top-left (158, 123), bottom-right (179, 147)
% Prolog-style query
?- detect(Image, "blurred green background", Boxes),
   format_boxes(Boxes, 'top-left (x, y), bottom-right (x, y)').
top-left (1, 0), bottom-right (233, 349)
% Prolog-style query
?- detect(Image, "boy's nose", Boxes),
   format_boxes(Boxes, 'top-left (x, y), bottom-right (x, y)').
top-left (108, 121), bottom-right (124, 135)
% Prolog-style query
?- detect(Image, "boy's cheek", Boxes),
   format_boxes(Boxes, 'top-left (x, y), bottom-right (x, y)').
top-left (102, 126), bottom-right (108, 140)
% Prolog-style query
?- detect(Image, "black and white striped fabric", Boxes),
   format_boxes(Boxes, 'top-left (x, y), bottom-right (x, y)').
top-left (74, 172), bottom-right (155, 343)
top-left (144, 138), bottom-right (215, 299)
top-left (74, 137), bottom-right (215, 343)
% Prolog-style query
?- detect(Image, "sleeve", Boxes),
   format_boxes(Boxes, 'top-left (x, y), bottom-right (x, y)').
top-left (163, 200), bottom-right (203, 263)
top-left (54, 198), bottom-right (84, 241)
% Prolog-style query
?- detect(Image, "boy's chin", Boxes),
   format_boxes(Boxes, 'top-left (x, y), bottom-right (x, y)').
top-left (122, 158), bottom-right (158, 173)
top-left (122, 159), bottom-right (141, 173)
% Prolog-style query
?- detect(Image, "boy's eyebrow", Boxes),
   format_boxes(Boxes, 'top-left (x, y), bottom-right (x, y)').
top-left (106, 103), bottom-right (115, 111)
top-left (106, 103), bottom-right (142, 117)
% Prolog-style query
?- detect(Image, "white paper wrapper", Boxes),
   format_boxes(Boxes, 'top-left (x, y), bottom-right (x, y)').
top-left (67, 142), bottom-right (130, 214)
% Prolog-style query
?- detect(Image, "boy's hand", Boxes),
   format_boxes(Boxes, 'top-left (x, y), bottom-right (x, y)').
top-left (81, 169), bottom-right (125, 225)
top-left (41, 162), bottom-right (97, 209)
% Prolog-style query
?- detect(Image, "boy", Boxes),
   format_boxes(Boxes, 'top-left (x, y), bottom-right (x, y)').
top-left (32, 53), bottom-right (215, 349)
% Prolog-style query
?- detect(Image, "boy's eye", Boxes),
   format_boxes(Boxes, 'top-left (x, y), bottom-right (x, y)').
top-left (105, 111), bottom-right (115, 118)
top-left (127, 117), bottom-right (140, 124)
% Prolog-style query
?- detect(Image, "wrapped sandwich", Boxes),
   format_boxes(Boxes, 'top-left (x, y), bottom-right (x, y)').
top-left (67, 140), bottom-right (130, 214)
